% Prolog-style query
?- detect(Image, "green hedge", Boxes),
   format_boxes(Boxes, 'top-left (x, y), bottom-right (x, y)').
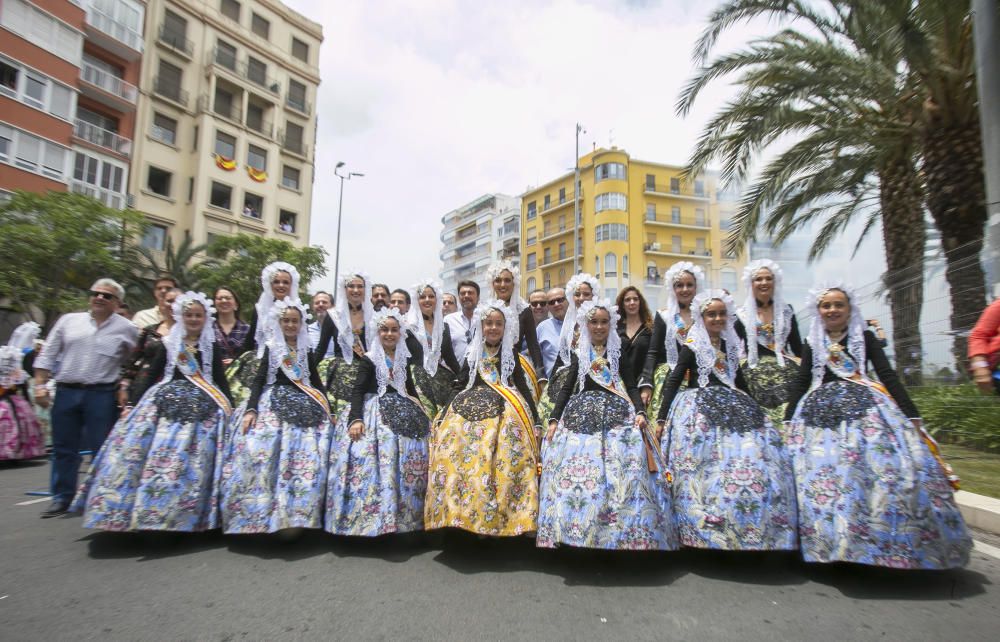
top-left (911, 384), bottom-right (1000, 453)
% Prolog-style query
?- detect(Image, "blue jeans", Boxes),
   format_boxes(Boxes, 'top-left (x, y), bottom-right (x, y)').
top-left (49, 385), bottom-right (117, 503)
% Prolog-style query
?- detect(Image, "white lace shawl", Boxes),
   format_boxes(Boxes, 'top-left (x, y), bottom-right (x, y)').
top-left (253, 261), bottom-right (301, 357)
top-left (558, 272), bottom-right (600, 364)
top-left (738, 259), bottom-right (790, 368)
top-left (366, 308), bottom-right (411, 396)
top-left (334, 270), bottom-right (375, 364)
top-left (464, 299), bottom-right (519, 390)
top-left (264, 298), bottom-right (312, 386)
top-left (162, 291), bottom-right (217, 385)
top-left (0, 321), bottom-right (41, 387)
top-left (805, 281), bottom-right (868, 388)
top-left (687, 290), bottom-right (743, 389)
top-left (409, 278), bottom-right (444, 376)
top-left (574, 299), bottom-right (621, 390)
top-left (486, 260), bottom-right (527, 313)
top-left (661, 261), bottom-right (706, 368)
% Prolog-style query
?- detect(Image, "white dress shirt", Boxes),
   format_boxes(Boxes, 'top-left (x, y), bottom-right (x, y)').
top-left (536, 316), bottom-right (564, 378)
top-left (35, 312), bottom-right (138, 385)
top-left (308, 315), bottom-right (335, 358)
top-left (444, 310), bottom-right (476, 363)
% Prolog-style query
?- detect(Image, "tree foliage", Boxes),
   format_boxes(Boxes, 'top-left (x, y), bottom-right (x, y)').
top-left (129, 234), bottom-right (221, 303)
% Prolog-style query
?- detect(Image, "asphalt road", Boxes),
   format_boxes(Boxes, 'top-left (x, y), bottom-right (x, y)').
top-left (1, 459), bottom-right (998, 641)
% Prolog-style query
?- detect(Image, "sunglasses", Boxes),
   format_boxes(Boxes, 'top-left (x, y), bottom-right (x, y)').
top-left (90, 290), bottom-right (117, 301)
top-left (547, 297), bottom-right (566, 306)
top-left (529, 301), bottom-right (547, 308)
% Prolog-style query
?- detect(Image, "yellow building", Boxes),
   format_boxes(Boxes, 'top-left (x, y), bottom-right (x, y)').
top-left (519, 147), bottom-right (745, 310)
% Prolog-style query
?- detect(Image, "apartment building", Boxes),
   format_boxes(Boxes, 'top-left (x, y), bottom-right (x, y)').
top-left (130, 0), bottom-right (321, 255)
top-left (439, 193), bottom-right (522, 294)
top-left (519, 147), bottom-right (746, 310)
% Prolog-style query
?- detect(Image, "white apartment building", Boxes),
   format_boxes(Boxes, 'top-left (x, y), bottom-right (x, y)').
top-left (130, 0), bottom-right (322, 255)
top-left (439, 193), bottom-right (522, 294)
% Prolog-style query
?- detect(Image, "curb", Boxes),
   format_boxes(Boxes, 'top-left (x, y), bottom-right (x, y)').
top-left (956, 490), bottom-right (1000, 536)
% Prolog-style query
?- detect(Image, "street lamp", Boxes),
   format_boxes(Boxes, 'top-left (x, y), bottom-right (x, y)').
top-left (334, 162), bottom-right (364, 302)
top-left (573, 122), bottom-right (585, 275)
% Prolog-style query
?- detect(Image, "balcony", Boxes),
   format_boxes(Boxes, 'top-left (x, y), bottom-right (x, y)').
top-left (208, 48), bottom-right (282, 97)
top-left (157, 25), bottom-right (194, 59)
top-left (153, 76), bottom-right (188, 107)
top-left (539, 253), bottom-right (581, 269)
top-left (73, 120), bottom-right (132, 157)
top-left (79, 62), bottom-right (137, 111)
top-left (643, 243), bottom-right (712, 258)
top-left (198, 94), bottom-right (242, 123)
top-left (643, 183), bottom-right (708, 201)
top-left (540, 225), bottom-right (573, 242)
top-left (279, 133), bottom-right (308, 158)
top-left (85, 8), bottom-right (143, 60)
top-left (246, 115), bottom-right (274, 139)
top-left (286, 96), bottom-right (312, 116)
top-left (71, 180), bottom-right (127, 210)
top-left (449, 245), bottom-right (491, 266)
top-left (645, 213), bottom-right (711, 229)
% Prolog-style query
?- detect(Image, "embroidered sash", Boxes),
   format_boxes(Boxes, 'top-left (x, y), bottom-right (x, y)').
top-left (518, 353), bottom-right (541, 399)
top-left (176, 348), bottom-right (232, 415)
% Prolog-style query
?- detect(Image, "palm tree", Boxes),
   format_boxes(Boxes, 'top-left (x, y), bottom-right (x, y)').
top-left (677, 0), bottom-right (928, 383)
top-left (132, 234), bottom-right (220, 300)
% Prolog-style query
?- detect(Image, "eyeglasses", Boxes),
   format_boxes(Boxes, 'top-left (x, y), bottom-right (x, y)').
top-left (90, 290), bottom-right (117, 301)
top-left (529, 301), bottom-right (547, 308)
top-left (547, 297), bottom-right (566, 306)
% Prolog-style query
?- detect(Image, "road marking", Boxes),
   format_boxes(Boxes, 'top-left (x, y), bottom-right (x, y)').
top-left (14, 497), bottom-right (51, 506)
top-left (974, 539), bottom-right (1000, 560)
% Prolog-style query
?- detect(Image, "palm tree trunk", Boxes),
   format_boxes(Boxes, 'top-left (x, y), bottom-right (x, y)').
top-left (922, 113), bottom-right (989, 374)
top-left (878, 157), bottom-right (925, 386)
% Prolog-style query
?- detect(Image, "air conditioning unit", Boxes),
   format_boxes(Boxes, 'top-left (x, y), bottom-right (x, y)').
top-left (651, 242), bottom-right (661, 250)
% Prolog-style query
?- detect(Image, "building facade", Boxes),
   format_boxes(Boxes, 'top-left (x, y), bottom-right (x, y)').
top-left (519, 147), bottom-right (746, 309)
top-left (439, 193), bottom-right (522, 294)
top-left (129, 0), bottom-right (321, 257)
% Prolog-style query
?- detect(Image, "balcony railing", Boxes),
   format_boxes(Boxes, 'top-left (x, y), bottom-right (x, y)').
top-left (153, 76), bottom-right (188, 106)
top-left (644, 243), bottom-right (712, 257)
top-left (646, 213), bottom-right (710, 228)
top-left (86, 8), bottom-right (143, 53)
top-left (208, 48), bottom-right (282, 96)
top-left (246, 116), bottom-right (274, 138)
top-left (279, 133), bottom-right (307, 156)
top-left (71, 180), bottom-right (126, 209)
top-left (644, 183), bottom-right (708, 199)
top-left (286, 96), bottom-right (311, 115)
top-left (198, 94), bottom-right (242, 122)
top-left (158, 25), bottom-right (194, 57)
top-left (450, 246), bottom-right (491, 265)
top-left (73, 120), bottom-right (132, 156)
top-left (80, 62), bottom-right (137, 104)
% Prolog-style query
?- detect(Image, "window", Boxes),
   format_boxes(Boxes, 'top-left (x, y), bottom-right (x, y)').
top-left (141, 224), bottom-right (167, 251)
top-left (526, 227), bottom-right (536, 246)
top-left (247, 56), bottom-right (267, 86)
top-left (220, 0), bottom-right (240, 22)
top-left (558, 187), bottom-right (566, 204)
top-left (283, 122), bottom-right (304, 154)
top-left (187, 176), bottom-right (194, 202)
top-left (291, 37), bottom-right (309, 63)
top-left (151, 112), bottom-right (177, 145)
top-left (287, 79), bottom-right (307, 112)
top-left (558, 242), bottom-right (567, 259)
top-left (23, 73), bottom-right (45, 109)
top-left (0, 58), bottom-right (72, 119)
top-left (670, 177), bottom-right (680, 194)
top-left (544, 273), bottom-right (552, 289)
top-left (147, 166), bottom-right (172, 197)
top-left (73, 152), bottom-right (124, 193)
top-left (543, 248), bottom-right (551, 264)
top-left (216, 40), bottom-right (237, 71)
top-left (282, 165), bottom-right (300, 190)
top-left (595, 256), bottom-right (600, 276)
top-left (210, 181), bottom-right (232, 209)
top-left (526, 201), bottom-right (536, 220)
top-left (672, 235), bottom-right (681, 252)
top-left (604, 253), bottom-right (617, 277)
top-left (526, 253), bottom-right (537, 270)
top-left (594, 192), bottom-right (627, 213)
top-left (214, 130), bottom-right (236, 158)
top-left (527, 277), bottom-right (536, 291)
top-left (13, 135), bottom-right (39, 172)
top-left (694, 179), bottom-right (705, 197)
top-left (622, 255), bottom-right (629, 278)
top-left (155, 60), bottom-right (183, 102)
top-left (559, 268), bottom-right (566, 283)
top-left (543, 194), bottom-right (550, 210)
top-left (246, 102), bottom-right (266, 134)
top-left (243, 192), bottom-right (263, 219)
top-left (163, 9), bottom-right (187, 42)
top-left (214, 86), bottom-right (237, 119)
top-left (0, 124), bottom-right (11, 162)
top-left (558, 214), bottom-right (565, 230)
top-left (671, 206), bottom-right (681, 223)
top-left (594, 162), bottom-right (626, 182)
top-left (595, 224), bottom-right (628, 242)
top-left (247, 144), bottom-right (267, 171)
top-left (251, 12), bottom-right (270, 39)
top-left (279, 209), bottom-right (296, 233)
top-left (646, 203), bottom-right (656, 221)
top-left (0, 61), bottom-right (16, 96)
top-left (695, 237), bottom-right (706, 255)
top-left (645, 173), bottom-right (655, 189)
top-left (1, 0), bottom-right (83, 65)
top-left (695, 208), bottom-right (706, 226)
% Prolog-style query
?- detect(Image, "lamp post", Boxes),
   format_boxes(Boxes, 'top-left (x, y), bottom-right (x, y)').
top-left (573, 122), bottom-right (585, 275)
top-left (333, 162), bottom-right (364, 303)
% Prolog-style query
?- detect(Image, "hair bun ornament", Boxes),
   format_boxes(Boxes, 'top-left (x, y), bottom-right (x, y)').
top-left (485, 260), bottom-right (520, 283)
top-left (665, 261), bottom-right (705, 285)
top-left (340, 269), bottom-right (372, 288)
top-left (270, 296), bottom-right (311, 322)
top-left (578, 298), bottom-right (618, 323)
top-left (807, 280), bottom-right (856, 307)
top-left (260, 261), bottom-right (300, 289)
top-left (692, 289), bottom-right (736, 315)
top-left (171, 291), bottom-right (216, 322)
top-left (373, 307), bottom-right (405, 329)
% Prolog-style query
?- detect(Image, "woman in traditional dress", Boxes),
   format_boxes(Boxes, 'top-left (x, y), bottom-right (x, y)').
top-left (785, 283), bottom-right (971, 568)
top-left (0, 322), bottom-right (45, 461)
top-left (222, 298), bottom-right (332, 534)
top-left (227, 262), bottom-right (299, 406)
top-left (406, 279), bottom-right (460, 420)
top-left (616, 286), bottom-right (654, 393)
top-left (538, 299), bottom-right (675, 550)
top-left (72, 292), bottom-right (232, 531)
top-left (656, 290), bottom-right (797, 551)
top-left (425, 301), bottom-right (543, 536)
top-left (487, 260), bottom-right (546, 394)
top-left (538, 273), bottom-right (598, 420)
top-left (734, 260), bottom-right (802, 425)
top-left (326, 309), bottom-right (430, 536)
top-left (640, 261), bottom-right (706, 420)
top-left (117, 287), bottom-right (180, 409)
top-left (317, 271), bottom-right (377, 413)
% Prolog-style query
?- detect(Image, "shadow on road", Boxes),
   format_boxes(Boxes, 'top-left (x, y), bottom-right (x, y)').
top-left (802, 563), bottom-right (992, 601)
top-left (83, 530), bottom-right (226, 561)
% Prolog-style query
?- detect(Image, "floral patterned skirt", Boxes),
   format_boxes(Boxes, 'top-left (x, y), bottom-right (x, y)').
top-left (411, 365), bottom-right (456, 422)
top-left (537, 390), bottom-right (677, 550)
top-left (743, 355), bottom-right (797, 425)
top-left (326, 392), bottom-right (430, 536)
top-left (537, 364), bottom-right (572, 425)
top-left (788, 381), bottom-right (971, 569)
top-left (0, 393), bottom-right (45, 460)
top-left (324, 356), bottom-right (364, 415)
top-left (225, 351), bottom-right (262, 409)
top-left (647, 362), bottom-right (676, 421)
top-left (220, 386), bottom-right (332, 533)
top-left (663, 386), bottom-right (798, 550)
top-left (71, 381), bottom-right (227, 532)
top-left (424, 384), bottom-right (539, 536)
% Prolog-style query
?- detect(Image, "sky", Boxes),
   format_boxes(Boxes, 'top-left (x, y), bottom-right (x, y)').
top-left (287, 0), bottom-right (888, 298)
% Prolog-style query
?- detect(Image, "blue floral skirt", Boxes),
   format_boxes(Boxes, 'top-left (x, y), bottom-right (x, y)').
top-left (538, 390), bottom-right (677, 550)
top-left (788, 381), bottom-right (971, 569)
top-left (220, 385), bottom-right (332, 533)
top-left (71, 380), bottom-right (227, 532)
top-left (663, 386), bottom-right (798, 550)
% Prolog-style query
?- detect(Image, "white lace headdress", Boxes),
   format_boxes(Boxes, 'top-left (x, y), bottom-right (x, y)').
top-left (366, 308), bottom-right (411, 396)
top-left (409, 278), bottom-right (444, 376)
top-left (0, 321), bottom-right (41, 388)
top-left (662, 261), bottom-right (707, 368)
top-left (805, 281), bottom-right (867, 387)
top-left (486, 260), bottom-right (527, 313)
top-left (739, 259), bottom-right (791, 368)
top-left (558, 272), bottom-right (600, 363)
top-left (333, 270), bottom-right (375, 364)
top-left (464, 299), bottom-right (519, 390)
top-left (253, 262), bottom-right (301, 357)
top-left (687, 290), bottom-right (743, 388)
top-left (575, 299), bottom-right (621, 390)
top-left (161, 291), bottom-right (217, 385)
top-left (265, 297), bottom-right (312, 385)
